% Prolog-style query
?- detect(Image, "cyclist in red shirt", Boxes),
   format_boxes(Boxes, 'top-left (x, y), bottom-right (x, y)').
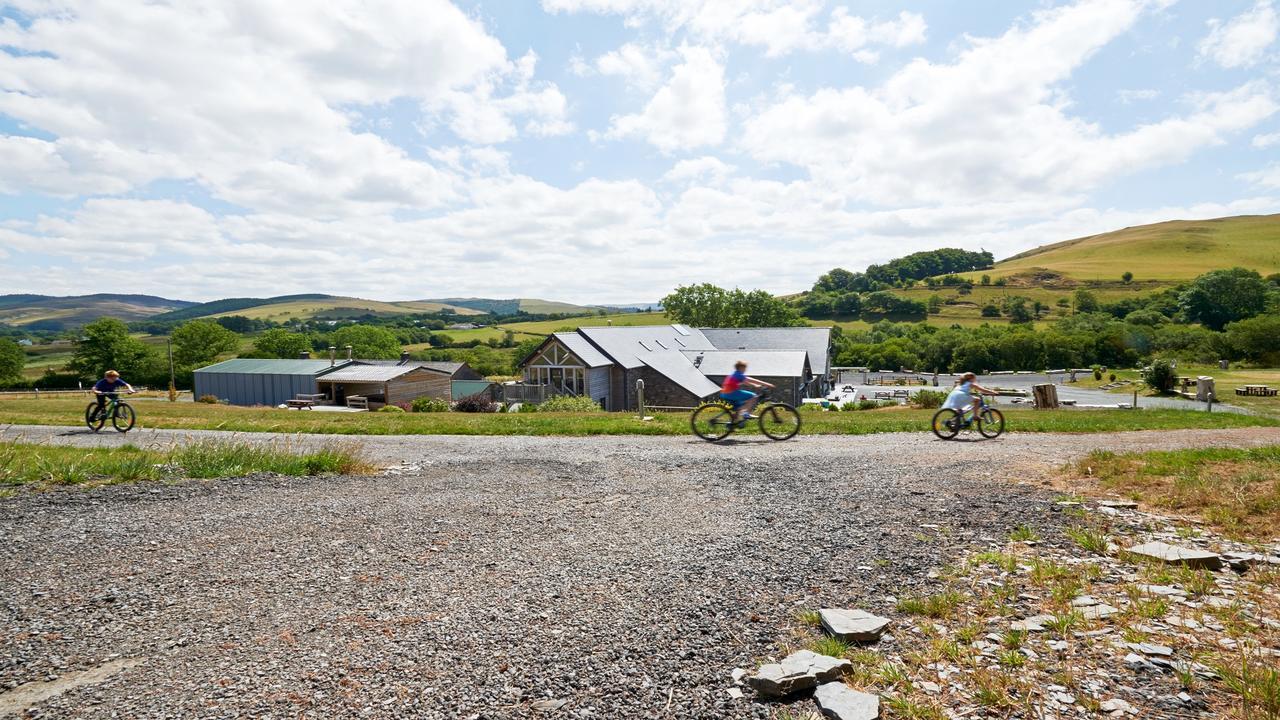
top-left (719, 360), bottom-right (774, 424)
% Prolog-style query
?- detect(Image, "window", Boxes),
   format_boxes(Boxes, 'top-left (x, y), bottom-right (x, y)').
top-left (524, 341), bottom-right (589, 396)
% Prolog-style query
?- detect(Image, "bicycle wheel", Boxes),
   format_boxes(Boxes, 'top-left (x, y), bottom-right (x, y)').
top-left (931, 408), bottom-right (961, 440)
top-left (691, 403), bottom-right (734, 442)
top-left (978, 407), bottom-right (1004, 439)
top-left (759, 403), bottom-right (801, 441)
top-left (112, 402), bottom-right (136, 433)
top-left (85, 402), bottom-right (105, 432)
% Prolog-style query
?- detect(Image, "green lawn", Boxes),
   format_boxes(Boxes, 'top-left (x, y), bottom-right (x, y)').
top-left (1074, 365), bottom-right (1280, 417)
top-left (0, 397), bottom-right (1273, 436)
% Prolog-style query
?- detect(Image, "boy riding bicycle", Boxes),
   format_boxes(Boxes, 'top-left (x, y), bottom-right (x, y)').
top-left (92, 370), bottom-right (135, 414)
top-left (720, 360), bottom-right (774, 425)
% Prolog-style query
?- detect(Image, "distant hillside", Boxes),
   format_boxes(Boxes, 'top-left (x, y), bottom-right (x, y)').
top-left (0, 294), bottom-right (193, 330)
top-left (983, 214), bottom-right (1280, 283)
top-left (426, 298), bottom-right (604, 315)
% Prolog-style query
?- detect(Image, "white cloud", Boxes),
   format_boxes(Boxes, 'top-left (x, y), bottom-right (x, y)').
top-left (740, 0), bottom-right (1276, 206)
top-left (1241, 164), bottom-right (1280, 188)
top-left (606, 46), bottom-right (726, 152)
top-left (0, 0), bottom-right (569, 214)
top-left (1198, 1), bottom-right (1279, 68)
top-left (661, 156), bottom-right (736, 185)
top-left (1117, 88), bottom-right (1160, 104)
top-left (543, 1), bottom-right (926, 59)
top-left (1254, 131), bottom-right (1280, 147)
top-left (586, 42), bottom-right (677, 90)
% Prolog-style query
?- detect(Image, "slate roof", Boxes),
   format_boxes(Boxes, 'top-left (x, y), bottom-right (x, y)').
top-left (639, 351), bottom-right (721, 398)
top-left (317, 364), bottom-right (421, 383)
top-left (553, 332), bottom-right (613, 368)
top-left (195, 358), bottom-right (351, 376)
top-left (701, 327), bottom-right (832, 374)
top-left (357, 360), bottom-right (468, 375)
top-left (682, 350), bottom-right (810, 378)
top-left (575, 324), bottom-right (715, 369)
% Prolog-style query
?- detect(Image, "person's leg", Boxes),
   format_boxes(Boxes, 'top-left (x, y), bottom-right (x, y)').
top-left (740, 391), bottom-right (760, 418)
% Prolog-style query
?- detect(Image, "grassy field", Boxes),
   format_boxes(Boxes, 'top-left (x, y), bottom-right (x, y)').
top-left (0, 439), bottom-right (371, 488)
top-left (1074, 365), bottom-right (1280, 417)
top-left (973, 214), bottom-right (1280, 283)
top-left (0, 397), bottom-right (1273, 436)
top-left (209, 297), bottom-right (484, 322)
top-left (1066, 445), bottom-right (1280, 541)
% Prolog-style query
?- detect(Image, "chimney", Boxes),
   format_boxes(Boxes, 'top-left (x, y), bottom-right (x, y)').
top-left (400, 351), bottom-right (410, 365)
top-left (299, 351), bottom-right (311, 360)
top-left (328, 346), bottom-right (336, 366)
top-left (345, 345), bottom-right (353, 361)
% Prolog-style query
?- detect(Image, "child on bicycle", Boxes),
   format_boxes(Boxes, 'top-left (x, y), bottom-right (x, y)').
top-left (943, 372), bottom-right (997, 424)
top-left (92, 370), bottom-right (134, 413)
top-left (720, 360), bottom-right (774, 424)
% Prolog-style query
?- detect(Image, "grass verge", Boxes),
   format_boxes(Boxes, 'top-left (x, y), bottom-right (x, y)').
top-left (0, 398), bottom-right (1276, 436)
top-left (0, 440), bottom-right (373, 487)
top-left (1068, 446), bottom-right (1280, 540)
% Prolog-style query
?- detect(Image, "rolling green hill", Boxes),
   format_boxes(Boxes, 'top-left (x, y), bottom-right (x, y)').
top-left (976, 213), bottom-right (1280, 283)
top-left (0, 294), bottom-right (193, 329)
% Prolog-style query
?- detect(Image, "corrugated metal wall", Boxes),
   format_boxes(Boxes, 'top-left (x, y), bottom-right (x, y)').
top-left (193, 371), bottom-right (320, 406)
top-left (588, 367), bottom-right (610, 405)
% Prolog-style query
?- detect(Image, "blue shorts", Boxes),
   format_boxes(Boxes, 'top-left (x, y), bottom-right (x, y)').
top-left (720, 389), bottom-right (756, 405)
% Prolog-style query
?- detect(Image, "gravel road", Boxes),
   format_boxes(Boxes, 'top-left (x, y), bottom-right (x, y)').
top-left (2, 425), bottom-right (1278, 718)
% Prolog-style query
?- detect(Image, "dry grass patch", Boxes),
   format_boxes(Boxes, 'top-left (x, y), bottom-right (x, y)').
top-left (1067, 446), bottom-right (1280, 541)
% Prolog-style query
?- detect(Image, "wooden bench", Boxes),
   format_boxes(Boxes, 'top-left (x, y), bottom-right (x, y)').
top-left (1236, 386), bottom-right (1278, 397)
top-left (286, 399), bottom-right (316, 410)
top-left (346, 395), bottom-right (369, 409)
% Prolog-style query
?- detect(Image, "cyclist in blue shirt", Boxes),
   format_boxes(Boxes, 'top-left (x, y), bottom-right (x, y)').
top-left (92, 370), bottom-right (134, 413)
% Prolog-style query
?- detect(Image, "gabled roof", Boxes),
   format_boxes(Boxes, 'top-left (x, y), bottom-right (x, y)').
top-left (701, 327), bottom-right (832, 373)
top-left (195, 358), bottom-right (352, 376)
top-left (682, 350), bottom-right (810, 378)
top-left (576, 324), bottom-right (715, 369)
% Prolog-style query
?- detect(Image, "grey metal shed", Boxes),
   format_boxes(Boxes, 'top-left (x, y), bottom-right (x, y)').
top-left (193, 358), bottom-right (351, 406)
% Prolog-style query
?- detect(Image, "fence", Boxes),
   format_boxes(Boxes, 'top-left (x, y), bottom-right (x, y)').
top-left (0, 387), bottom-right (155, 398)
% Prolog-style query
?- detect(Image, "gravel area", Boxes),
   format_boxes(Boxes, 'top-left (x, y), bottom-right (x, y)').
top-left (1, 426), bottom-right (1278, 718)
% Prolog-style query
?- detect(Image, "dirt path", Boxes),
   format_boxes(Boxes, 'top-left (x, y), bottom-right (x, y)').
top-left (1, 426), bottom-right (1276, 718)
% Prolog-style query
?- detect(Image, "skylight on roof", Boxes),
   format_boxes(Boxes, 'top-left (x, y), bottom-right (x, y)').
top-left (654, 340), bottom-right (667, 349)
top-left (672, 324), bottom-right (691, 336)
top-left (638, 340), bottom-right (651, 351)
top-left (673, 337), bottom-right (686, 346)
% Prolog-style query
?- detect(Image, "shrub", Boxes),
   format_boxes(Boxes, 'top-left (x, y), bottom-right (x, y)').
top-left (377, 405), bottom-right (405, 413)
top-left (1092, 366), bottom-right (1103, 381)
top-left (1109, 373), bottom-right (1117, 382)
top-left (981, 304), bottom-right (1001, 317)
top-left (198, 394), bottom-right (220, 404)
top-left (411, 396), bottom-right (450, 413)
top-left (857, 398), bottom-right (881, 411)
top-left (538, 395), bottom-right (603, 413)
top-left (1141, 359), bottom-right (1177, 394)
top-left (453, 394), bottom-right (498, 413)
top-left (514, 402), bottom-right (539, 413)
top-left (912, 389), bottom-right (947, 409)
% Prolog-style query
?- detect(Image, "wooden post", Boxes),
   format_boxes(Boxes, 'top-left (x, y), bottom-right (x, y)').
top-left (1032, 383), bottom-right (1059, 409)
top-left (635, 378), bottom-right (645, 418)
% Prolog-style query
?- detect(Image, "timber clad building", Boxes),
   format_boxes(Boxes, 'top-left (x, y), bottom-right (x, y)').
top-left (194, 356), bottom-right (482, 408)
top-left (516, 324), bottom-right (832, 411)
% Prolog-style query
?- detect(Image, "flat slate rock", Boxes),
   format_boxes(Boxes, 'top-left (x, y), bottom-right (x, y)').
top-left (1125, 542), bottom-right (1223, 570)
top-left (1010, 614), bottom-right (1056, 632)
top-left (1098, 500), bottom-right (1138, 509)
top-left (819, 608), bottom-right (891, 642)
top-left (746, 650), bottom-right (851, 699)
top-left (814, 682), bottom-right (881, 720)
top-left (1080, 603), bottom-right (1120, 621)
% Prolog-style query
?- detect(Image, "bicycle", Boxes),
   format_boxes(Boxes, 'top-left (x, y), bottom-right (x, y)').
top-left (86, 392), bottom-right (136, 433)
top-left (930, 394), bottom-right (1004, 440)
top-left (690, 390), bottom-right (802, 442)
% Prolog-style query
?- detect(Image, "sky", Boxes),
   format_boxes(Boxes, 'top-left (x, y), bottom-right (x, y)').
top-left (0, 0), bottom-right (1278, 304)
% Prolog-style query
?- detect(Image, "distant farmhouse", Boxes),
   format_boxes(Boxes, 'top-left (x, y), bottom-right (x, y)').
top-left (515, 324), bottom-right (832, 410)
top-left (194, 352), bottom-right (482, 408)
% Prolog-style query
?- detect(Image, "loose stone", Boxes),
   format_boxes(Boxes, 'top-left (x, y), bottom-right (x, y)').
top-left (1124, 542), bottom-right (1223, 570)
top-left (818, 609), bottom-right (891, 643)
top-left (814, 682), bottom-right (881, 720)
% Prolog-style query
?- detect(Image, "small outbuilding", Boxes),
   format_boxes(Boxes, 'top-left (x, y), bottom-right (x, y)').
top-left (193, 358), bottom-right (352, 406)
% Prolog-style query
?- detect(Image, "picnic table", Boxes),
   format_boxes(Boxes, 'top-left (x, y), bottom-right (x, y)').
top-left (1236, 385), bottom-right (1277, 397)
top-left (286, 399), bottom-right (316, 409)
